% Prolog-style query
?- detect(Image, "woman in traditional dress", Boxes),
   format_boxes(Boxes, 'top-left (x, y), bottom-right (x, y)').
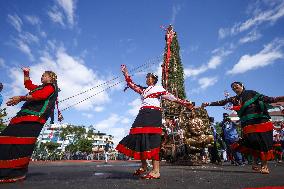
top-left (0, 67), bottom-right (61, 183)
top-left (202, 81), bottom-right (284, 174)
top-left (116, 65), bottom-right (193, 179)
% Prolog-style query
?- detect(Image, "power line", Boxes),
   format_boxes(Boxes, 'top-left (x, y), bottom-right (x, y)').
top-left (60, 55), bottom-right (162, 111)
top-left (1, 54), bottom-right (163, 124)
top-left (59, 54), bottom-right (162, 103)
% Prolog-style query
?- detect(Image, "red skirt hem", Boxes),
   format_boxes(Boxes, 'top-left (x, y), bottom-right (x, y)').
top-left (0, 175), bottom-right (26, 183)
top-left (231, 143), bottom-right (274, 161)
top-left (116, 144), bottom-right (160, 160)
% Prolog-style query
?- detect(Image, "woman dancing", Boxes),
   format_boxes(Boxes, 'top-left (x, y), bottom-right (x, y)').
top-left (116, 65), bottom-right (193, 179)
top-left (202, 81), bottom-right (284, 174)
top-left (0, 67), bottom-right (61, 183)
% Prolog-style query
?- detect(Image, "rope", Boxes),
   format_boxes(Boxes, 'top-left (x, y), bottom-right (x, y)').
top-left (60, 55), bottom-right (162, 111)
top-left (59, 54), bottom-right (163, 103)
top-left (61, 80), bottom-right (123, 112)
top-left (1, 54), bottom-right (163, 124)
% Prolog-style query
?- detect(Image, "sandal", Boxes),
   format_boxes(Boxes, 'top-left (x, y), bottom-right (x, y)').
top-left (260, 167), bottom-right (270, 174)
top-left (252, 165), bottom-right (260, 172)
top-left (141, 172), bottom-right (160, 179)
top-left (0, 175), bottom-right (26, 183)
top-left (133, 168), bottom-right (147, 176)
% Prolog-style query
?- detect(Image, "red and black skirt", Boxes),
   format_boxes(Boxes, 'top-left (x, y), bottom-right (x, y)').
top-left (273, 142), bottom-right (282, 157)
top-left (0, 121), bottom-right (43, 183)
top-left (116, 108), bottom-right (162, 161)
top-left (231, 119), bottom-right (274, 161)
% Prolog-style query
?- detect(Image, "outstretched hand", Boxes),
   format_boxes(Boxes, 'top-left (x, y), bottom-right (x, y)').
top-left (201, 102), bottom-right (209, 108)
top-left (58, 112), bottom-right (64, 122)
top-left (121, 65), bottom-right (128, 76)
top-left (22, 67), bottom-right (30, 72)
top-left (183, 100), bottom-right (194, 110)
top-left (6, 96), bottom-right (21, 106)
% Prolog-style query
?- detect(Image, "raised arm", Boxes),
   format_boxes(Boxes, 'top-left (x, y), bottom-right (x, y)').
top-left (202, 96), bottom-right (239, 107)
top-left (6, 85), bottom-right (55, 106)
top-left (22, 67), bottom-right (38, 91)
top-left (121, 65), bottom-right (144, 94)
top-left (260, 95), bottom-right (284, 103)
top-left (162, 90), bottom-right (194, 109)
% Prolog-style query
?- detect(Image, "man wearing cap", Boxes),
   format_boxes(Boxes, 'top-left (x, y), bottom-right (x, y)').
top-left (220, 113), bottom-right (243, 165)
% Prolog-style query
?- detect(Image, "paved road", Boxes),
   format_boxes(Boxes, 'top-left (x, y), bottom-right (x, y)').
top-left (1, 160), bottom-right (284, 189)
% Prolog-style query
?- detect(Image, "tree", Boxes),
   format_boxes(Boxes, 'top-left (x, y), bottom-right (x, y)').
top-left (76, 138), bottom-right (93, 153)
top-left (60, 125), bottom-right (92, 153)
top-left (0, 108), bottom-right (7, 133)
top-left (161, 25), bottom-right (187, 118)
top-left (44, 142), bottom-right (60, 152)
top-left (162, 25), bottom-right (186, 99)
top-left (87, 129), bottom-right (94, 139)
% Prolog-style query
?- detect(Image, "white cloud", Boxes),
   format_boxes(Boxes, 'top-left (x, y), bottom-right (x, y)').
top-left (48, 0), bottom-right (76, 27)
top-left (25, 15), bottom-right (41, 25)
top-left (198, 77), bottom-right (218, 90)
top-left (227, 39), bottom-right (284, 75)
top-left (170, 4), bottom-right (181, 25)
top-left (7, 14), bottom-right (23, 32)
top-left (94, 106), bottom-right (104, 112)
top-left (0, 58), bottom-right (5, 68)
top-left (48, 7), bottom-right (65, 26)
top-left (184, 65), bottom-right (207, 78)
top-left (218, 28), bottom-right (228, 39)
top-left (239, 30), bottom-right (262, 44)
top-left (119, 38), bottom-right (137, 54)
top-left (40, 31), bottom-right (47, 38)
top-left (127, 98), bottom-right (141, 116)
top-left (121, 117), bottom-right (131, 124)
top-left (57, 0), bottom-right (76, 26)
top-left (184, 55), bottom-right (225, 78)
top-left (7, 47), bottom-right (117, 116)
top-left (82, 113), bottom-right (94, 119)
top-left (93, 114), bottom-right (131, 145)
top-left (94, 114), bottom-right (120, 130)
top-left (108, 127), bottom-right (128, 146)
top-left (184, 47), bottom-right (233, 78)
top-left (15, 40), bottom-right (34, 61)
top-left (219, 2), bottom-right (284, 39)
top-left (207, 56), bottom-right (222, 69)
top-left (24, 15), bottom-right (47, 38)
top-left (19, 32), bottom-right (39, 44)
top-left (189, 76), bottom-right (218, 94)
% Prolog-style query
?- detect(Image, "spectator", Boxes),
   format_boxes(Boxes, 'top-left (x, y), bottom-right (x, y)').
top-left (104, 139), bottom-right (111, 164)
top-left (208, 117), bottom-right (222, 165)
top-left (220, 113), bottom-right (243, 166)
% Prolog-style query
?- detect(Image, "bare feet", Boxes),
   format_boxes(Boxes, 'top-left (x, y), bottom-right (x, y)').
top-left (260, 166), bottom-right (270, 174)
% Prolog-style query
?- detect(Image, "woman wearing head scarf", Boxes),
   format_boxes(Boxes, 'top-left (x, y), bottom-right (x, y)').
top-left (116, 65), bottom-right (193, 179)
top-left (0, 67), bottom-right (62, 183)
top-left (202, 82), bottom-right (284, 174)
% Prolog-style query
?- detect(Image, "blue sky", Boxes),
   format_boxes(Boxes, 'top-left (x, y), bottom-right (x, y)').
top-left (0, 0), bottom-right (284, 144)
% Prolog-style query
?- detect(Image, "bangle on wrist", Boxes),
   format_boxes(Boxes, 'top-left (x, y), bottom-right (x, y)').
top-left (20, 96), bottom-right (27, 101)
top-left (23, 70), bottom-right (29, 77)
top-left (125, 76), bottom-right (131, 82)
